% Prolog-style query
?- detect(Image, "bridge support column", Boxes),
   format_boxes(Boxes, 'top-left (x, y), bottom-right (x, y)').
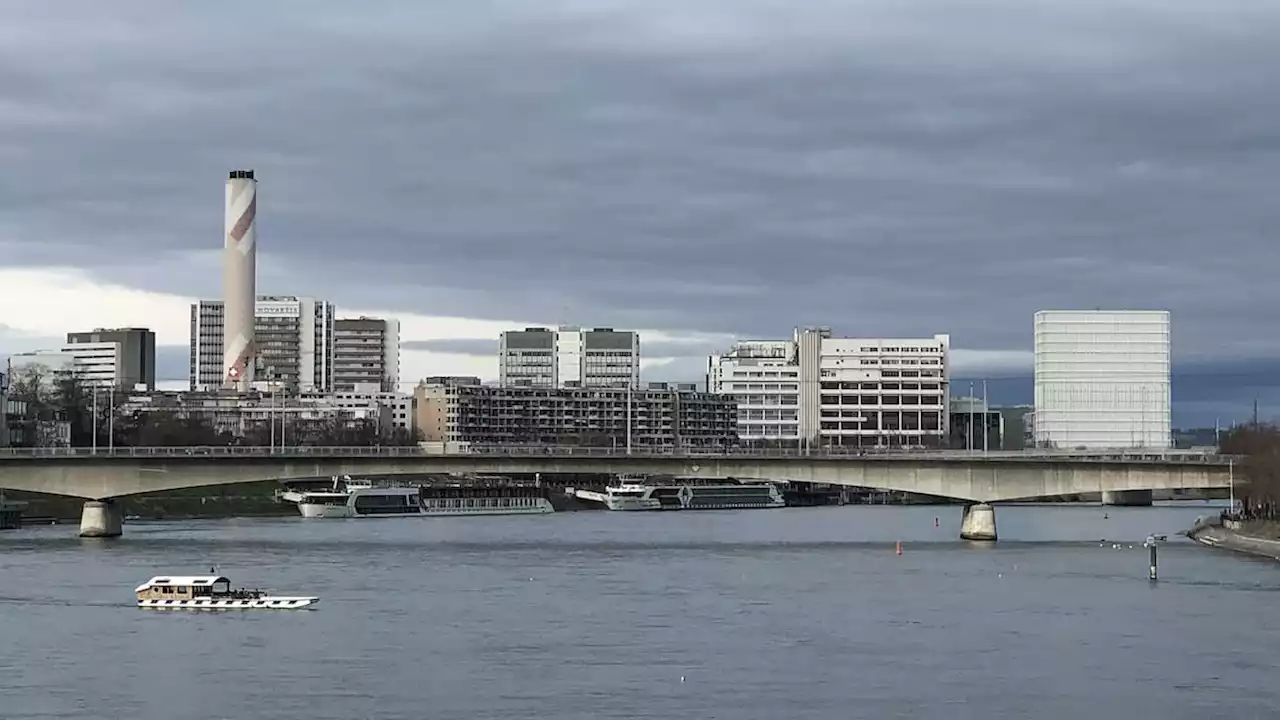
top-left (1101, 490), bottom-right (1153, 506)
top-left (79, 500), bottom-right (122, 538)
top-left (960, 503), bottom-right (997, 542)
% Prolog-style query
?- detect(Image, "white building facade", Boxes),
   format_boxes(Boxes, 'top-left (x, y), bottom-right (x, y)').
top-left (1033, 310), bottom-right (1171, 449)
top-left (189, 296), bottom-right (336, 392)
top-left (327, 390), bottom-right (414, 432)
top-left (60, 342), bottom-right (123, 388)
top-left (499, 326), bottom-right (639, 388)
top-left (708, 328), bottom-right (950, 447)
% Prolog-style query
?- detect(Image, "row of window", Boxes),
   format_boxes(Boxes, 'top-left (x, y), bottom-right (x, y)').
top-left (854, 346), bottom-right (941, 353)
top-left (729, 370), bottom-right (800, 379)
top-left (821, 395), bottom-right (943, 406)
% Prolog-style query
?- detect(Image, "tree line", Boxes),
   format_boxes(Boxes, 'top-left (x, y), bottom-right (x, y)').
top-left (1220, 423), bottom-right (1280, 519)
top-left (4, 364), bottom-right (420, 448)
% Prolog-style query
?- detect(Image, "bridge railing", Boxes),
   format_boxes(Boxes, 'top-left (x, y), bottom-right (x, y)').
top-left (0, 444), bottom-right (1236, 464)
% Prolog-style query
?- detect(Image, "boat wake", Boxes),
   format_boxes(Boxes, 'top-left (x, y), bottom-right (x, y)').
top-left (0, 595), bottom-right (131, 608)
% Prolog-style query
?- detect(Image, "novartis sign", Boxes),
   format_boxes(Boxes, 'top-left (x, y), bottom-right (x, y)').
top-left (256, 302), bottom-right (300, 317)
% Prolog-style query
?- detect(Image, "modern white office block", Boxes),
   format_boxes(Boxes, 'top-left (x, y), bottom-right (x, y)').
top-left (1033, 310), bottom-right (1171, 449)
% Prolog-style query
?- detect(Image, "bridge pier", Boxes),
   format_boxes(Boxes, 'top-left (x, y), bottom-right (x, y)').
top-left (960, 503), bottom-right (997, 542)
top-left (79, 500), bottom-right (122, 538)
top-left (1101, 490), bottom-right (1153, 506)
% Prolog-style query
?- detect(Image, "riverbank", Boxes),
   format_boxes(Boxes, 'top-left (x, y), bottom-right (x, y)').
top-left (1187, 516), bottom-right (1280, 561)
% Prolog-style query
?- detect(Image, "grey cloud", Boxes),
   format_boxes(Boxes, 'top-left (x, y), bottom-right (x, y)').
top-left (3, 1), bottom-right (1280, 370)
top-left (401, 339), bottom-right (497, 356)
top-left (0, 325), bottom-right (62, 358)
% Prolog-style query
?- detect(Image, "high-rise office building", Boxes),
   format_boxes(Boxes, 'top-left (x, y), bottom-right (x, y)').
top-left (189, 296), bottom-right (335, 392)
top-left (333, 317), bottom-right (400, 392)
top-left (1033, 310), bottom-right (1171, 449)
top-left (498, 326), bottom-right (639, 389)
top-left (64, 327), bottom-right (157, 389)
top-left (708, 327), bottom-right (950, 448)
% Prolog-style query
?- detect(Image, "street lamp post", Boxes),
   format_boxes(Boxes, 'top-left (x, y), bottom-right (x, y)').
top-left (91, 388), bottom-right (98, 454)
top-left (1229, 458), bottom-right (1235, 515)
top-left (269, 388), bottom-right (276, 452)
top-left (982, 379), bottom-right (989, 454)
top-left (968, 381), bottom-right (975, 452)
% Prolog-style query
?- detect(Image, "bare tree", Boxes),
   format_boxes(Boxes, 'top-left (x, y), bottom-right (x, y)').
top-left (1221, 423), bottom-right (1280, 519)
top-left (111, 409), bottom-right (234, 447)
top-left (6, 364), bottom-right (98, 447)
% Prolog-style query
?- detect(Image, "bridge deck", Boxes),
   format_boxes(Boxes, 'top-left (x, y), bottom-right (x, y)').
top-left (0, 445), bottom-right (1234, 503)
top-left (0, 445), bottom-right (1236, 466)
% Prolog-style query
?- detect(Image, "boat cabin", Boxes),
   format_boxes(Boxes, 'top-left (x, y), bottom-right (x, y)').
top-left (134, 575), bottom-right (256, 601)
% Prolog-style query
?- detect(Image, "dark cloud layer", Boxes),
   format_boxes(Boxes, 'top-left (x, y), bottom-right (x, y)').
top-left (4, 2), bottom-right (1280, 363)
top-left (954, 357), bottom-right (1280, 429)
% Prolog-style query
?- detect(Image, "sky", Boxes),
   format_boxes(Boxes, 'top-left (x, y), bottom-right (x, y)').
top-left (2, 0), bottom-right (1279, 426)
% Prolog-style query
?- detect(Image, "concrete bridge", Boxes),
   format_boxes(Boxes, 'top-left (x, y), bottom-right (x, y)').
top-left (0, 446), bottom-right (1234, 540)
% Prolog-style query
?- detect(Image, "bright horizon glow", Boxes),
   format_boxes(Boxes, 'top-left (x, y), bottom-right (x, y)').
top-left (0, 266), bottom-right (1032, 389)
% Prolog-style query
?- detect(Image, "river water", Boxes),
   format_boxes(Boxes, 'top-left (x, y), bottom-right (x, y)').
top-left (2, 503), bottom-right (1278, 720)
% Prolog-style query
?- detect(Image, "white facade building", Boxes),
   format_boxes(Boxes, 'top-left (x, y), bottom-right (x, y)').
top-left (1033, 310), bottom-right (1171, 449)
top-left (708, 328), bottom-right (950, 447)
top-left (499, 326), bottom-right (639, 388)
top-left (328, 391), bottom-right (414, 432)
top-left (190, 296), bottom-right (336, 392)
top-left (60, 342), bottom-right (122, 388)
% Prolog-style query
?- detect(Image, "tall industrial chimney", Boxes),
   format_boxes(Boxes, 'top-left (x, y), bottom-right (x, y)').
top-left (223, 169), bottom-right (257, 390)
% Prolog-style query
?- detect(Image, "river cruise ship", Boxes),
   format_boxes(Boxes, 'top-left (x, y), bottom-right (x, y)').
top-left (135, 575), bottom-right (318, 610)
top-left (280, 476), bottom-right (554, 518)
top-left (595, 480), bottom-right (787, 511)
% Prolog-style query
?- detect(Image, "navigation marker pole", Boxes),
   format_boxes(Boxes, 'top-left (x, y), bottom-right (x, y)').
top-left (1143, 534), bottom-right (1166, 581)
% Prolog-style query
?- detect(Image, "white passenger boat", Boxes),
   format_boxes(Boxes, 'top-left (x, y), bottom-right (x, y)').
top-left (135, 575), bottom-right (318, 610)
top-left (603, 483), bottom-right (665, 511)
top-left (282, 476), bottom-right (554, 518)
top-left (599, 481), bottom-right (787, 511)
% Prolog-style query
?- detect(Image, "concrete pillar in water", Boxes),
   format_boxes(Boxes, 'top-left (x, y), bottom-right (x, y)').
top-left (79, 500), bottom-right (123, 538)
top-left (960, 503), bottom-right (997, 541)
top-left (1101, 489), bottom-right (1153, 506)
